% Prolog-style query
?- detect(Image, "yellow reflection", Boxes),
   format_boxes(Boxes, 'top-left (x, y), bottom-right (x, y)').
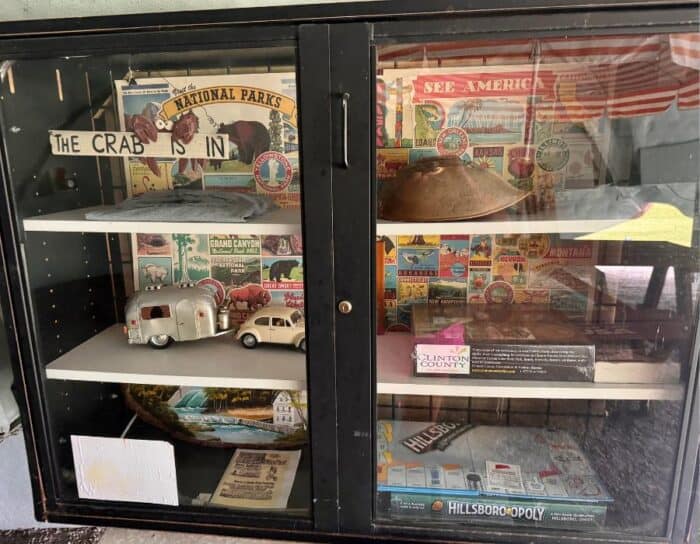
top-left (577, 202), bottom-right (693, 248)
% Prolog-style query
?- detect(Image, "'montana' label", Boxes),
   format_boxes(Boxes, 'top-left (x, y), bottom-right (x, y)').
top-left (415, 344), bottom-right (470, 375)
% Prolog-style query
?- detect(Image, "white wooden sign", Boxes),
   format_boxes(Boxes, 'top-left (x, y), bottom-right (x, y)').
top-left (49, 130), bottom-right (228, 159)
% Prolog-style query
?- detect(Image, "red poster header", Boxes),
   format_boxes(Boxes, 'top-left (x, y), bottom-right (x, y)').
top-left (412, 72), bottom-right (556, 100)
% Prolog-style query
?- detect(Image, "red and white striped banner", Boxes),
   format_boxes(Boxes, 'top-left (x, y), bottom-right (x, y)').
top-left (670, 33), bottom-right (700, 70)
top-left (379, 33), bottom-right (700, 119)
top-left (678, 77), bottom-right (700, 110)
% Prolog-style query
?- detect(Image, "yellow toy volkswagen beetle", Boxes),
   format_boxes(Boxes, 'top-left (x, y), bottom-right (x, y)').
top-left (236, 306), bottom-right (306, 352)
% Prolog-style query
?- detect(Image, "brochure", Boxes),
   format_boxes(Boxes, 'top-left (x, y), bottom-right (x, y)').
top-left (211, 449), bottom-right (301, 509)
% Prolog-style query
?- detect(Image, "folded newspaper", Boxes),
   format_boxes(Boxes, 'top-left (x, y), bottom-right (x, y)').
top-left (85, 190), bottom-right (276, 223)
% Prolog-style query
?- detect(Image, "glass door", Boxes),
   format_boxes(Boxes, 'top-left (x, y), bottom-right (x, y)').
top-left (373, 30), bottom-right (699, 540)
top-left (0, 34), bottom-right (328, 527)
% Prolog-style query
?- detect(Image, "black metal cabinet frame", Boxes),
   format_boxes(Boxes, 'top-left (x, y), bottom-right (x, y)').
top-left (0, 20), bottom-right (339, 540)
top-left (331, 5), bottom-right (700, 544)
top-left (0, 2), bottom-right (698, 543)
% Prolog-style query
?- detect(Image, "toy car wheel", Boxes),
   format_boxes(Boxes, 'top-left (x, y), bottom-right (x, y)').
top-left (298, 338), bottom-right (307, 353)
top-left (148, 334), bottom-right (172, 349)
top-left (240, 333), bottom-right (258, 349)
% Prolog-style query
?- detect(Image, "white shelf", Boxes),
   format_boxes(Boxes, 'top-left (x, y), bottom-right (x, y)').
top-left (377, 211), bottom-right (627, 236)
top-left (25, 205), bottom-right (628, 237)
top-left (46, 324), bottom-right (306, 390)
top-left (23, 206), bottom-right (301, 235)
top-left (377, 333), bottom-right (685, 401)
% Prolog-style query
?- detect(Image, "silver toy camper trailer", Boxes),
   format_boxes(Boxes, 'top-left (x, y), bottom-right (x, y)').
top-left (124, 284), bottom-right (232, 349)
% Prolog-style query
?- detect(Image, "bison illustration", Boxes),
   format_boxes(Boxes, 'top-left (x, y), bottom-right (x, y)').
top-left (228, 284), bottom-right (271, 311)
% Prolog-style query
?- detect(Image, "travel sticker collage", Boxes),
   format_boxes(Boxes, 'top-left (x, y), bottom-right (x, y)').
top-left (379, 233), bottom-right (596, 331)
top-left (133, 232), bottom-right (304, 324)
top-left (116, 72), bottom-right (301, 209)
top-left (375, 65), bottom-right (602, 332)
top-left (376, 66), bottom-right (601, 210)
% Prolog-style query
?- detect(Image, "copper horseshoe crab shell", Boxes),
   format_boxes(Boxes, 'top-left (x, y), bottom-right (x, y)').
top-left (378, 156), bottom-right (529, 222)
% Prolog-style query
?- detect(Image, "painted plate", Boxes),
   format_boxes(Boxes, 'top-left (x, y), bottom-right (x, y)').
top-left (124, 385), bottom-right (308, 449)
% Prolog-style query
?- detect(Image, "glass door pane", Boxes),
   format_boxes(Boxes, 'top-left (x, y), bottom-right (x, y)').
top-left (1, 45), bottom-right (311, 519)
top-left (375, 32), bottom-right (699, 538)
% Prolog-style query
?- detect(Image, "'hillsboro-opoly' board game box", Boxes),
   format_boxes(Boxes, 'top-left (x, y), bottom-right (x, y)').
top-left (377, 420), bottom-right (611, 530)
top-left (380, 493), bottom-right (608, 530)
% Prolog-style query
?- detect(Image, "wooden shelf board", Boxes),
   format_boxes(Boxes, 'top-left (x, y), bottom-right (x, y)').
top-left (377, 209), bottom-right (628, 235)
top-left (26, 205), bottom-right (630, 237)
top-left (46, 324), bottom-right (306, 390)
top-left (377, 333), bottom-right (684, 401)
top-left (24, 206), bottom-right (301, 235)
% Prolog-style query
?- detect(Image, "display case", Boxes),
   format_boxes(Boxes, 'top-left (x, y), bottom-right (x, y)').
top-left (0, 2), bottom-right (698, 543)
top-left (0, 23), bottom-right (341, 536)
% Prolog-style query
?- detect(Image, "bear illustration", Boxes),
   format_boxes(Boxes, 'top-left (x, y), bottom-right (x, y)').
top-left (217, 121), bottom-right (271, 165)
top-left (269, 260), bottom-right (299, 282)
top-left (228, 284), bottom-right (271, 311)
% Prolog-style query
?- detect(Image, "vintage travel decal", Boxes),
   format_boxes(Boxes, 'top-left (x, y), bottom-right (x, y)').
top-left (115, 73), bottom-right (299, 208)
top-left (439, 235), bottom-right (470, 277)
top-left (428, 278), bottom-right (467, 304)
top-left (375, 231), bottom-right (598, 329)
top-left (132, 231), bottom-right (304, 325)
top-left (377, 65), bottom-right (606, 212)
top-left (398, 235), bottom-right (440, 277)
top-left (536, 137), bottom-right (570, 172)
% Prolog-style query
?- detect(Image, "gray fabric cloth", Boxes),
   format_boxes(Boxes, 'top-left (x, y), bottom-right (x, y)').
top-left (86, 190), bottom-right (276, 223)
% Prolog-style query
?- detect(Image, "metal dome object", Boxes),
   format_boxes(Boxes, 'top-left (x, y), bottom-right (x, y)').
top-left (378, 156), bottom-right (529, 221)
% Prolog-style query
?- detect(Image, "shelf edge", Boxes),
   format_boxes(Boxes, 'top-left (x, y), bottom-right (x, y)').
top-left (24, 220), bottom-right (302, 235)
top-left (46, 367), bottom-right (306, 390)
top-left (376, 381), bottom-right (685, 400)
top-left (376, 219), bottom-right (625, 236)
